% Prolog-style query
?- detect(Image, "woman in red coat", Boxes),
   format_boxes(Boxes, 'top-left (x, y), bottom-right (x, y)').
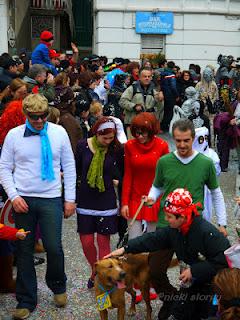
top-left (121, 112), bottom-right (169, 238)
top-left (121, 112), bottom-right (169, 301)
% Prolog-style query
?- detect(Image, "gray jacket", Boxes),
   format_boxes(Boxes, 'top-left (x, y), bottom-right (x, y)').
top-left (119, 81), bottom-right (164, 125)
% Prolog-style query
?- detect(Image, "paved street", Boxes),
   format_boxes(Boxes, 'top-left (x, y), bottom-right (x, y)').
top-left (0, 134), bottom-right (239, 320)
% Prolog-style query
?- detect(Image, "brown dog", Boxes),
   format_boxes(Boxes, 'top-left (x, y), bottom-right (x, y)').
top-left (94, 253), bottom-right (152, 320)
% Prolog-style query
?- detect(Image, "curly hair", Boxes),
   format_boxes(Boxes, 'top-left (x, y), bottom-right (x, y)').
top-left (214, 268), bottom-right (240, 320)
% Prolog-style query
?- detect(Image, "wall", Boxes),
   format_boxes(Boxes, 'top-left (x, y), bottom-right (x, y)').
top-left (0, 0), bottom-right (9, 54)
top-left (94, 0), bottom-right (240, 69)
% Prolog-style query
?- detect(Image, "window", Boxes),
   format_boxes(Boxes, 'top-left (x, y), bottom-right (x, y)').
top-left (141, 34), bottom-right (165, 54)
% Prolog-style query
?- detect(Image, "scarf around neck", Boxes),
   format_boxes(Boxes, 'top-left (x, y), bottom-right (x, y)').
top-left (87, 135), bottom-right (107, 192)
top-left (26, 119), bottom-right (55, 181)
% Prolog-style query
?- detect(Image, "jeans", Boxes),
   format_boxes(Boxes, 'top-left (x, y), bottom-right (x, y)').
top-left (14, 197), bottom-right (66, 311)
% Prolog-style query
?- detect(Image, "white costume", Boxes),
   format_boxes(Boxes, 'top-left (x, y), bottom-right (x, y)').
top-left (193, 127), bottom-right (221, 222)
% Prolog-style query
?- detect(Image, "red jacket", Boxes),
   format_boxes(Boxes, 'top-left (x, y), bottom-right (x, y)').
top-left (0, 223), bottom-right (18, 241)
top-left (122, 136), bottom-right (169, 221)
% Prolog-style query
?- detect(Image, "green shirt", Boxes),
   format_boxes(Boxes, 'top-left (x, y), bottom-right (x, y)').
top-left (153, 152), bottom-right (219, 227)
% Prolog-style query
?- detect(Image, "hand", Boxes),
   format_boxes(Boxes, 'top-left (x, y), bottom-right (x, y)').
top-left (71, 42), bottom-right (79, 53)
top-left (104, 80), bottom-right (110, 90)
top-left (230, 118), bottom-right (237, 126)
top-left (157, 91), bottom-right (164, 102)
top-left (12, 196), bottom-right (29, 213)
top-left (113, 179), bottom-right (119, 187)
top-left (121, 205), bottom-right (129, 219)
top-left (179, 268), bottom-right (192, 283)
top-left (46, 73), bottom-right (54, 85)
top-left (218, 226), bottom-right (228, 237)
top-left (135, 104), bottom-right (143, 112)
top-left (103, 247), bottom-right (125, 259)
top-left (142, 195), bottom-right (155, 207)
top-left (64, 201), bottom-right (76, 219)
top-left (235, 196), bottom-right (240, 205)
top-left (16, 230), bottom-right (31, 240)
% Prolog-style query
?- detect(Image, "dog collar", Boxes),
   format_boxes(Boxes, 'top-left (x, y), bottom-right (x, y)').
top-left (98, 282), bottom-right (116, 295)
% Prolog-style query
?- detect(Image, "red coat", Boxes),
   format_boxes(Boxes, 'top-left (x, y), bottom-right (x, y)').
top-left (122, 136), bottom-right (169, 221)
top-left (0, 223), bottom-right (18, 241)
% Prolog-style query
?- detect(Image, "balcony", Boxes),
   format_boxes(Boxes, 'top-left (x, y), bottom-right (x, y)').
top-left (31, 0), bottom-right (68, 10)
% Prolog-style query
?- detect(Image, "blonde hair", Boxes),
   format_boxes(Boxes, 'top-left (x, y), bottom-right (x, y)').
top-left (10, 78), bottom-right (28, 93)
top-left (214, 268), bottom-right (240, 320)
top-left (47, 107), bottom-right (60, 124)
top-left (23, 94), bottom-right (49, 114)
top-left (89, 101), bottom-right (103, 115)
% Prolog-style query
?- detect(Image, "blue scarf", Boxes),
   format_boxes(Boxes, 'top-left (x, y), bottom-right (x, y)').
top-left (26, 119), bottom-right (55, 181)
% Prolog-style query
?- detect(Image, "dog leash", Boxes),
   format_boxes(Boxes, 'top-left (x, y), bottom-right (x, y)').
top-left (117, 198), bottom-right (145, 248)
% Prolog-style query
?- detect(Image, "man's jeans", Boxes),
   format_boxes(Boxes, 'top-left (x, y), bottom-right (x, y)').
top-left (14, 197), bottom-right (66, 311)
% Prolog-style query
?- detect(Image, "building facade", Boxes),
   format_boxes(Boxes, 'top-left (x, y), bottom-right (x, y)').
top-left (93, 0), bottom-right (240, 69)
top-left (0, 0), bottom-right (73, 55)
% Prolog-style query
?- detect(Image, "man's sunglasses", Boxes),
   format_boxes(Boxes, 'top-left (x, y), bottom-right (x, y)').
top-left (28, 112), bottom-right (49, 121)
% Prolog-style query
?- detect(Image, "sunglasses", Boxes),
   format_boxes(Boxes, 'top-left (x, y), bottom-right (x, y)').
top-left (135, 130), bottom-right (148, 137)
top-left (28, 112), bottom-right (49, 121)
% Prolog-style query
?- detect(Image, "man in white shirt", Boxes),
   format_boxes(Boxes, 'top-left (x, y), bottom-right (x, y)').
top-left (0, 94), bottom-right (76, 320)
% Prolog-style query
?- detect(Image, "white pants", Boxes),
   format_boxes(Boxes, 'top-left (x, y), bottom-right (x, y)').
top-left (128, 220), bottom-right (157, 240)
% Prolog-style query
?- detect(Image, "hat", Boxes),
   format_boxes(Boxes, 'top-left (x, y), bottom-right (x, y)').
top-left (109, 116), bottom-right (127, 144)
top-left (164, 188), bottom-right (201, 235)
top-left (2, 58), bottom-right (17, 70)
top-left (49, 49), bottom-right (60, 59)
top-left (89, 54), bottom-right (99, 62)
top-left (164, 188), bottom-right (194, 215)
top-left (23, 94), bottom-right (49, 113)
top-left (40, 30), bottom-right (54, 42)
top-left (60, 59), bottom-right (70, 70)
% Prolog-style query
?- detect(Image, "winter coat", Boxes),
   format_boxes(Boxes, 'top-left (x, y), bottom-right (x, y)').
top-left (161, 69), bottom-right (179, 100)
top-left (119, 81), bottom-right (163, 125)
top-left (31, 43), bottom-right (57, 76)
top-left (23, 76), bottom-right (55, 102)
top-left (59, 110), bottom-right (83, 154)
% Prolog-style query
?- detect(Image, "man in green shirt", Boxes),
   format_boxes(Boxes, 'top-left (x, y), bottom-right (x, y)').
top-left (144, 119), bottom-right (227, 319)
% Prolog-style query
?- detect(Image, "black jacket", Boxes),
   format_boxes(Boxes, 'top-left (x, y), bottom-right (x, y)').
top-left (125, 217), bottom-right (230, 284)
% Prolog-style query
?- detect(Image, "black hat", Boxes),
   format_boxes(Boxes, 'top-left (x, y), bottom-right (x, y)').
top-left (2, 58), bottom-right (17, 70)
top-left (89, 54), bottom-right (100, 62)
top-left (60, 60), bottom-right (70, 70)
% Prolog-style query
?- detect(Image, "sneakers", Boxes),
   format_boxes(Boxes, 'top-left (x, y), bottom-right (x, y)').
top-left (54, 292), bottom-right (67, 307)
top-left (135, 292), bottom-right (143, 304)
top-left (13, 308), bottom-right (30, 319)
top-left (149, 287), bottom-right (158, 300)
top-left (87, 278), bottom-right (94, 289)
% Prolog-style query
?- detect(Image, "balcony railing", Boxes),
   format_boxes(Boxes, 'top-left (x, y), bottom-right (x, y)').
top-left (31, 0), bottom-right (68, 10)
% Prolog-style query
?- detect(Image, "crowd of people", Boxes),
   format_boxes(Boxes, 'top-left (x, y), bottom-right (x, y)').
top-left (0, 30), bottom-right (240, 320)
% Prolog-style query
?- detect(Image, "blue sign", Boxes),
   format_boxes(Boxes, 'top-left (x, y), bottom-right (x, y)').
top-left (136, 12), bottom-right (173, 34)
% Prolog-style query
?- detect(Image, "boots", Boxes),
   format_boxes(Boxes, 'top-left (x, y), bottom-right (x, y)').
top-left (0, 255), bottom-right (16, 293)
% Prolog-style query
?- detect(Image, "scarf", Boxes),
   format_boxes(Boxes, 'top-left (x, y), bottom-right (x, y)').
top-left (87, 135), bottom-right (107, 192)
top-left (26, 119), bottom-right (55, 181)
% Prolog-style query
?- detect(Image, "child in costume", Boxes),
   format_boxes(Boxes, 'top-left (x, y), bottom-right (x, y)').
top-left (0, 223), bottom-right (29, 241)
top-left (193, 126), bottom-right (221, 222)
